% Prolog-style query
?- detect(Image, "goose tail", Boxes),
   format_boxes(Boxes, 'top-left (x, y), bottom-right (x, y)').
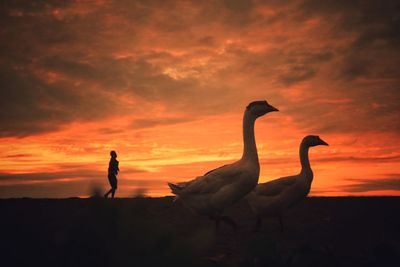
top-left (167, 182), bottom-right (183, 195)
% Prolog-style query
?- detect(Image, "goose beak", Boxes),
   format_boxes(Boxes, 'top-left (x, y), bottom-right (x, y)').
top-left (269, 105), bottom-right (279, 112)
top-left (319, 139), bottom-right (329, 146)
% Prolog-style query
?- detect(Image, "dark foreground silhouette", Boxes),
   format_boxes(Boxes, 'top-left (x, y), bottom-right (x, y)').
top-left (0, 197), bottom-right (399, 267)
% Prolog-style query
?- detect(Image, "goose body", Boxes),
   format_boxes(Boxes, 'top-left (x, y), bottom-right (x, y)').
top-left (247, 135), bottom-right (328, 230)
top-left (168, 100), bottom-right (278, 228)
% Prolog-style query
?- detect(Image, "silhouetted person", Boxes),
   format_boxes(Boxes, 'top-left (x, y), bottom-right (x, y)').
top-left (104, 150), bottom-right (119, 198)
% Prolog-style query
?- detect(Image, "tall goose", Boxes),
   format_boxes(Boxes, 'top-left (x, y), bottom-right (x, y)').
top-left (168, 100), bottom-right (278, 230)
top-left (247, 135), bottom-right (328, 231)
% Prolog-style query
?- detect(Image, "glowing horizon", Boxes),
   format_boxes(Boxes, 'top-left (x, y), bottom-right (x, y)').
top-left (0, 0), bottom-right (399, 198)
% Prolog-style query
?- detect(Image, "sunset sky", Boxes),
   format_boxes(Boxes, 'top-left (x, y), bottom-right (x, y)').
top-left (0, 0), bottom-right (399, 198)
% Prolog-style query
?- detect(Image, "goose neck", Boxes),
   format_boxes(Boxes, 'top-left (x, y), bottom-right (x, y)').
top-left (241, 111), bottom-right (258, 162)
top-left (300, 141), bottom-right (312, 176)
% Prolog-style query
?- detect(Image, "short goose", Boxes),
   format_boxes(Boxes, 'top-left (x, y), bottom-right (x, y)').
top-left (168, 100), bottom-right (278, 230)
top-left (247, 135), bottom-right (328, 231)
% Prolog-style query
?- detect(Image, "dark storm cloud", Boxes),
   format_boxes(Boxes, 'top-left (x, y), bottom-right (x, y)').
top-left (1, 0), bottom-right (399, 138)
top-left (236, 0), bottom-right (400, 135)
top-left (221, 43), bottom-right (334, 85)
top-left (339, 56), bottom-right (371, 81)
top-left (344, 175), bottom-right (400, 192)
top-left (287, 83), bottom-right (400, 135)
top-left (0, 0), bottom-right (247, 138)
top-left (0, 22), bottom-right (195, 137)
top-left (0, 47), bottom-right (237, 137)
top-left (0, 2), bottom-right (77, 63)
top-left (0, 2), bottom-right (118, 137)
top-left (0, 1), bottom-right (67, 13)
top-left (299, 0), bottom-right (400, 80)
top-left (280, 66), bottom-right (315, 85)
top-left (0, 64), bottom-right (116, 137)
top-left (287, 1), bottom-right (400, 135)
top-left (289, 0), bottom-right (400, 134)
top-left (41, 53), bottom-right (186, 96)
top-left (276, 50), bottom-right (333, 85)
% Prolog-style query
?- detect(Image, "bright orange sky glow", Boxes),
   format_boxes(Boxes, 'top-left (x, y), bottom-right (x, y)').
top-left (1, 1), bottom-right (399, 198)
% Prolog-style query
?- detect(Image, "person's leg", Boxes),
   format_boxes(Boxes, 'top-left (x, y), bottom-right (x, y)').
top-left (104, 188), bottom-right (112, 198)
top-left (111, 188), bottom-right (116, 198)
top-left (111, 178), bottom-right (117, 198)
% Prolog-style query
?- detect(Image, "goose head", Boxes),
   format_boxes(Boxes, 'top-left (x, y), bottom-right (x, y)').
top-left (303, 135), bottom-right (329, 147)
top-left (246, 100), bottom-right (279, 118)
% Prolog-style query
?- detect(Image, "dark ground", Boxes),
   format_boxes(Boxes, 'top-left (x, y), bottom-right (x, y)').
top-left (0, 197), bottom-right (399, 267)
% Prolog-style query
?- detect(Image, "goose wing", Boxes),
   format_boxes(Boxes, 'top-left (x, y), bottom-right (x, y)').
top-left (255, 175), bottom-right (297, 197)
top-left (179, 163), bottom-right (243, 195)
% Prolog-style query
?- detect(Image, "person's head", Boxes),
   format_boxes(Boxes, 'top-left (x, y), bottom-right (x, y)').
top-left (110, 150), bottom-right (117, 158)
